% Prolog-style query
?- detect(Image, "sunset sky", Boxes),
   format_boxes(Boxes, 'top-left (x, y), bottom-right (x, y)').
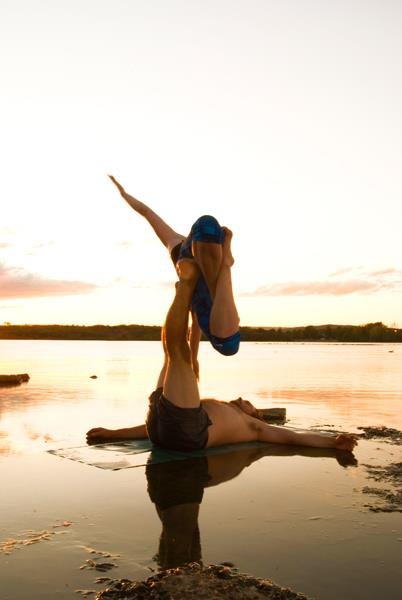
top-left (1, 0), bottom-right (401, 327)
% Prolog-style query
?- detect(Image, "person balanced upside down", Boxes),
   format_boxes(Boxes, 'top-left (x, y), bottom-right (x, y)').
top-left (87, 240), bottom-right (358, 453)
top-left (108, 175), bottom-right (240, 361)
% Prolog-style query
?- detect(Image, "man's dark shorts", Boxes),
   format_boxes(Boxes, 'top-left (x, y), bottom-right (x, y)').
top-left (171, 214), bottom-right (240, 357)
top-left (146, 388), bottom-right (212, 452)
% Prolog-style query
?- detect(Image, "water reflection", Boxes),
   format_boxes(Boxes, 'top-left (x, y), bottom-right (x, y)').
top-left (145, 445), bottom-right (357, 570)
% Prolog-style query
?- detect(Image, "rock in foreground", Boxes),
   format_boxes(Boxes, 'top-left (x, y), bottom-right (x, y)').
top-left (95, 563), bottom-right (311, 600)
top-left (0, 373), bottom-right (30, 386)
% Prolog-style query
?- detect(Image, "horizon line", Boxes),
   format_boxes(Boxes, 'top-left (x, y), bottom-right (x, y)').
top-left (0, 321), bottom-right (397, 330)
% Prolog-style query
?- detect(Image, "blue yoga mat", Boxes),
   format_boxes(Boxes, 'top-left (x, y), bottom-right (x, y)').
top-left (47, 439), bottom-right (267, 471)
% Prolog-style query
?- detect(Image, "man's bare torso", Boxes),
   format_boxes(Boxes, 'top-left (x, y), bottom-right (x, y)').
top-left (200, 399), bottom-right (260, 448)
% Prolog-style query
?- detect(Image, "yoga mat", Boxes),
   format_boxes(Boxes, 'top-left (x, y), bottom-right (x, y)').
top-left (47, 440), bottom-right (267, 471)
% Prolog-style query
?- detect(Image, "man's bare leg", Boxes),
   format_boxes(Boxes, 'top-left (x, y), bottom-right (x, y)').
top-left (163, 260), bottom-right (201, 408)
top-left (155, 325), bottom-right (168, 389)
top-left (192, 228), bottom-right (240, 339)
top-left (87, 327), bottom-right (167, 444)
top-left (109, 175), bottom-right (185, 253)
top-left (86, 323), bottom-right (166, 444)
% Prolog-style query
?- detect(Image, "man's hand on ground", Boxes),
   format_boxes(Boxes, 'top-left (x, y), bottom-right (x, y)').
top-left (86, 427), bottom-right (115, 444)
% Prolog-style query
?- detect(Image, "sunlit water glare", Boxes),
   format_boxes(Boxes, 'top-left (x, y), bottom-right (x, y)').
top-left (1, 341), bottom-right (401, 600)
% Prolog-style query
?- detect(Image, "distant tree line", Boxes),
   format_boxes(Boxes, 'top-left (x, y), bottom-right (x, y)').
top-left (240, 322), bottom-right (402, 343)
top-left (0, 322), bottom-right (401, 342)
top-left (0, 324), bottom-right (161, 341)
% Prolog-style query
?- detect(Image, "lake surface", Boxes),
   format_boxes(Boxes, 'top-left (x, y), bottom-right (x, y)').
top-left (1, 341), bottom-right (401, 599)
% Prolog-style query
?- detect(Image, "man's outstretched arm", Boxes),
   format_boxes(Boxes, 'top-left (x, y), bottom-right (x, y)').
top-left (86, 424), bottom-right (148, 444)
top-left (256, 422), bottom-right (359, 452)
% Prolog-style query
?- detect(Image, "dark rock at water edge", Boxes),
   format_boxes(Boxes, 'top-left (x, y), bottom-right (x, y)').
top-left (95, 562), bottom-right (312, 599)
top-left (260, 407), bottom-right (286, 423)
top-left (0, 373), bottom-right (30, 386)
top-left (363, 462), bottom-right (402, 512)
top-left (358, 426), bottom-right (402, 444)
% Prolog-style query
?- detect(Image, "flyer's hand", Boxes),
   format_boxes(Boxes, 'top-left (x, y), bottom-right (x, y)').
top-left (108, 174), bottom-right (127, 197)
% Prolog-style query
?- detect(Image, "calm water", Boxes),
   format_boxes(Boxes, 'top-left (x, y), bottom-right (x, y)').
top-left (1, 341), bottom-right (401, 599)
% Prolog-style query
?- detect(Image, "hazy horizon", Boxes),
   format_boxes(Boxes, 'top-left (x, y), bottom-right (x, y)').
top-left (1, 320), bottom-right (397, 330)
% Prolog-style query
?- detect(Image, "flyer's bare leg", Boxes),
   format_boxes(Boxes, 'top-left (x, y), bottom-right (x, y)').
top-left (108, 175), bottom-right (185, 253)
top-left (192, 228), bottom-right (240, 339)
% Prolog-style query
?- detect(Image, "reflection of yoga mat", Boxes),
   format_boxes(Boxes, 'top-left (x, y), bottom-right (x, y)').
top-left (48, 440), bottom-right (267, 471)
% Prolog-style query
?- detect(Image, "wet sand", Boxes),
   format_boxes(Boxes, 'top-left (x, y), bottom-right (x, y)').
top-left (88, 425), bottom-right (402, 598)
top-left (354, 426), bottom-right (402, 513)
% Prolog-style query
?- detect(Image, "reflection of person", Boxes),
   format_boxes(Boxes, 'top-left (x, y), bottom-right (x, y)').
top-left (109, 175), bottom-right (240, 358)
top-left (146, 444), bottom-right (357, 570)
top-left (147, 458), bottom-right (207, 569)
top-left (87, 259), bottom-right (358, 453)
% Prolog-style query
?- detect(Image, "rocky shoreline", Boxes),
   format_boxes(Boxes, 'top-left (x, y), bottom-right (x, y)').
top-left (359, 426), bottom-right (402, 512)
top-left (363, 462), bottom-right (402, 512)
top-left (357, 426), bottom-right (402, 445)
top-left (92, 563), bottom-right (312, 600)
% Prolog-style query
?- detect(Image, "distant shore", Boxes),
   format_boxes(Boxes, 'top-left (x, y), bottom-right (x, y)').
top-left (0, 322), bottom-right (401, 342)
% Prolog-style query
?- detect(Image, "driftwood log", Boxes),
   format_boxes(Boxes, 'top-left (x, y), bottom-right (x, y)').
top-left (0, 373), bottom-right (30, 386)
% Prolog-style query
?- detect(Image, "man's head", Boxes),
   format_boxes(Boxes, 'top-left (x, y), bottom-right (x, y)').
top-left (229, 397), bottom-right (262, 420)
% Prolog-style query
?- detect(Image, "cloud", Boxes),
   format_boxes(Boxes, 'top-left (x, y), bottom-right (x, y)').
top-left (246, 280), bottom-right (379, 296)
top-left (0, 263), bottom-right (97, 299)
top-left (244, 267), bottom-right (402, 297)
top-left (328, 267), bottom-right (362, 277)
top-left (367, 268), bottom-right (401, 277)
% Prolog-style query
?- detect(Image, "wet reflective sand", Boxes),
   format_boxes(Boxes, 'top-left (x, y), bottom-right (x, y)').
top-left (1, 341), bottom-right (401, 599)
